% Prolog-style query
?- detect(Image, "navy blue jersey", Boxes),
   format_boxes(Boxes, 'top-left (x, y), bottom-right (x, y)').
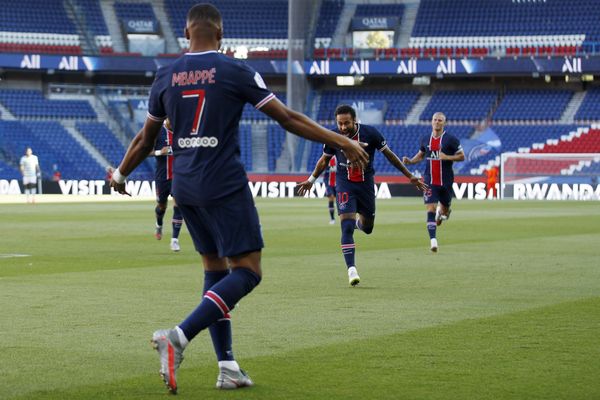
top-left (154, 126), bottom-right (173, 181)
top-left (419, 132), bottom-right (463, 187)
top-left (322, 156), bottom-right (336, 187)
top-left (147, 50), bottom-right (275, 205)
top-left (323, 123), bottom-right (388, 187)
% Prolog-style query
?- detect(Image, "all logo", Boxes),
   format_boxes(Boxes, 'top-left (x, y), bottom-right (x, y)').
top-left (562, 58), bottom-right (582, 73)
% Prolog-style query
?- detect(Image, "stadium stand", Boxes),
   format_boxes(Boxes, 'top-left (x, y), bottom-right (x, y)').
top-left (114, 2), bottom-right (157, 21)
top-left (0, 120), bottom-right (104, 179)
top-left (317, 90), bottom-right (420, 122)
top-left (354, 3), bottom-right (404, 18)
top-left (239, 125), bottom-right (253, 171)
top-left (0, 159), bottom-right (21, 180)
top-left (0, 0), bottom-right (82, 54)
top-left (314, 0), bottom-right (345, 49)
top-left (530, 126), bottom-right (600, 154)
top-left (73, 0), bottom-right (113, 53)
top-left (492, 90), bottom-right (573, 122)
top-left (166, 0), bottom-right (289, 51)
top-left (420, 90), bottom-right (498, 122)
top-left (267, 125), bottom-right (286, 171)
top-left (0, 90), bottom-right (97, 120)
top-left (410, 0), bottom-right (600, 52)
top-left (466, 124), bottom-right (583, 174)
top-left (75, 122), bottom-right (126, 168)
top-left (575, 88), bottom-right (600, 122)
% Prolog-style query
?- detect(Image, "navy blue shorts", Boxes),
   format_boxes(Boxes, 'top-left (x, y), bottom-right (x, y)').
top-left (325, 183), bottom-right (336, 197)
top-left (423, 185), bottom-right (453, 206)
top-left (155, 179), bottom-right (172, 204)
top-left (335, 183), bottom-right (376, 218)
top-left (177, 185), bottom-right (264, 258)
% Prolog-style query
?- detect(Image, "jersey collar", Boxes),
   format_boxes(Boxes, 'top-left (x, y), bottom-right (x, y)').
top-left (185, 50), bottom-right (219, 56)
top-left (350, 123), bottom-right (361, 140)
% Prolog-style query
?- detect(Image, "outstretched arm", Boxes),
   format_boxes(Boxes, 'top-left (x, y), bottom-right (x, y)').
top-left (110, 118), bottom-right (162, 195)
top-left (402, 150), bottom-right (425, 166)
top-left (296, 154), bottom-right (332, 196)
top-left (382, 148), bottom-right (428, 192)
top-left (260, 98), bottom-right (368, 168)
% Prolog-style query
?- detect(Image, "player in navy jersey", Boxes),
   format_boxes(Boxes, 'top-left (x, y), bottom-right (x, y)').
top-left (152, 119), bottom-right (184, 251)
top-left (297, 105), bottom-right (428, 286)
top-left (402, 112), bottom-right (464, 252)
top-left (323, 156), bottom-right (337, 224)
top-left (110, 3), bottom-right (368, 394)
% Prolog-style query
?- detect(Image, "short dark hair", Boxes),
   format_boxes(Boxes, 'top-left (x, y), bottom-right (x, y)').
top-left (187, 3), bottom-right (222, 26)
top-left (334, 104), bottom-right (356, 119)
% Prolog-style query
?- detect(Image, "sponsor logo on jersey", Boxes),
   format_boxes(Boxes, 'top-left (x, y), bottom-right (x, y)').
top-left (178, 137), bottom-right (219, 148)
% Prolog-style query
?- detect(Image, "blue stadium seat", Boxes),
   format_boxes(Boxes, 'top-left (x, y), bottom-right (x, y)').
top-left (317, 90), bottom-right (419, 122)
top-left (421, 90), bottom-right (498, 121)
top-left (575, 88), bottom-right (600, 121)
top-left (412, 0), bottom-right (600, 43)
top-left (166, 0), bottom-right (288, 39)
top-left (0, 0), bottom-right (77, 34)
top-left (0, 90), bottom-right (96, 120)
top-left (493, 90), bottom-right (573, 121)
top-left (74, 0), bottom-right (110, 35)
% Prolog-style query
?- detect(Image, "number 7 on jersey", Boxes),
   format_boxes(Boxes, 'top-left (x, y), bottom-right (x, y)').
top-left (182, 89), bottom-right (206, 135)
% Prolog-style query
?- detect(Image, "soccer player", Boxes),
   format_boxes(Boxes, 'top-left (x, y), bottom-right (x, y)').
top-left (323, 156), bottom-right (337, 224)
top-left (402, 112), bottom-right (465, 252)
top-left (109, 3), bottom-right (368, 394)
top-left (19, 147), bottom-right (40, 204)
top-left (152, 119), bottom-right (184, 252)
top-left (485, 165), bottom-right (499, 199)
top-left (297, 105), bottom-right (428, 286)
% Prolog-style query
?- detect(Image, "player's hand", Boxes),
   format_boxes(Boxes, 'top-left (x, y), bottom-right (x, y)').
top-left (402, 156), bottom-right (412, 165)
top-left (107, 166), bottom-right (130, 196)
top-left (296, 180), bottom-right (313, 196)
top-left (110, 179), bottom-right (131, 196)
top-left (410, 176), bottom-right (428, 192)
top-left (438, 151), bottom-right (449, 160)
top-left (160, 146), bottom-right (170, 156)
top-left (341, 139), bottom-right (369, 169)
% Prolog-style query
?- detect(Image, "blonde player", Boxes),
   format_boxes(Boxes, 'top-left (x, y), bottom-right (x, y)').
top-left (19, 147), bottom-right (40, 203)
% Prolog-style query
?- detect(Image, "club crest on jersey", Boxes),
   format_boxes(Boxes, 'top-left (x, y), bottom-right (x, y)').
top-left (178, 136), bottom-right (219, 148)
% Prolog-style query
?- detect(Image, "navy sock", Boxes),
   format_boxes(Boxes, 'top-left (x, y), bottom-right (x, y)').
top-left (172, 206), bottom-right (183, 239)
top-left (328, 200), bottom-right (335, 220)
top-left (203, 270), bottom-right (234, 361)
top-left (340, 219), bottom-right (356, 268)
top-left (427, 211), bottom-right (436, 239)
top-left (179, 267), bottom-right (261, 342)
top-left (155, 206), bottom-right (165, 227)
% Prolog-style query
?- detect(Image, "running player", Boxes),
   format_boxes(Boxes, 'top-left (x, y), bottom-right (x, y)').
top-left (323, 156), bottom-right (337, 224)
top-left (297, 105), bottom-right (428, 286)
top-left (152, 119), bottom-right (184, 251)
top-left (110, 3), bottom-right (368, 394)
top-left (19, 147), bottom-right (40, 204)
top-left (402, 112), bottom-right (465, 252)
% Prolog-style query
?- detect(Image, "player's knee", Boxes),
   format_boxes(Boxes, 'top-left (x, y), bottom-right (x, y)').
top-left (340, 219), bottom-right (355, 235)
top-left (362, 224), bottom-right (374, 234)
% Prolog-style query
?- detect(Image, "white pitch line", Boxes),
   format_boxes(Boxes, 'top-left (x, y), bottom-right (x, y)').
top-left (0, 254), bottom-right (32, 259)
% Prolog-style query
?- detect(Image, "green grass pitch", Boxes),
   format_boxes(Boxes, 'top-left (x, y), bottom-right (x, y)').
top-left (1, 198), bottom-right (599, 399)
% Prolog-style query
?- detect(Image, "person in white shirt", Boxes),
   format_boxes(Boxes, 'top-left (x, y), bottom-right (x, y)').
top-left (19, 147), bottom-right (40, 203)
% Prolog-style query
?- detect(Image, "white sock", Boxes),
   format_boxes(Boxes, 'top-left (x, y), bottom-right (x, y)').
top-left (218, 360), bottom-right (240, 371)
top-left (174, 326), bottom-right (189, 348)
